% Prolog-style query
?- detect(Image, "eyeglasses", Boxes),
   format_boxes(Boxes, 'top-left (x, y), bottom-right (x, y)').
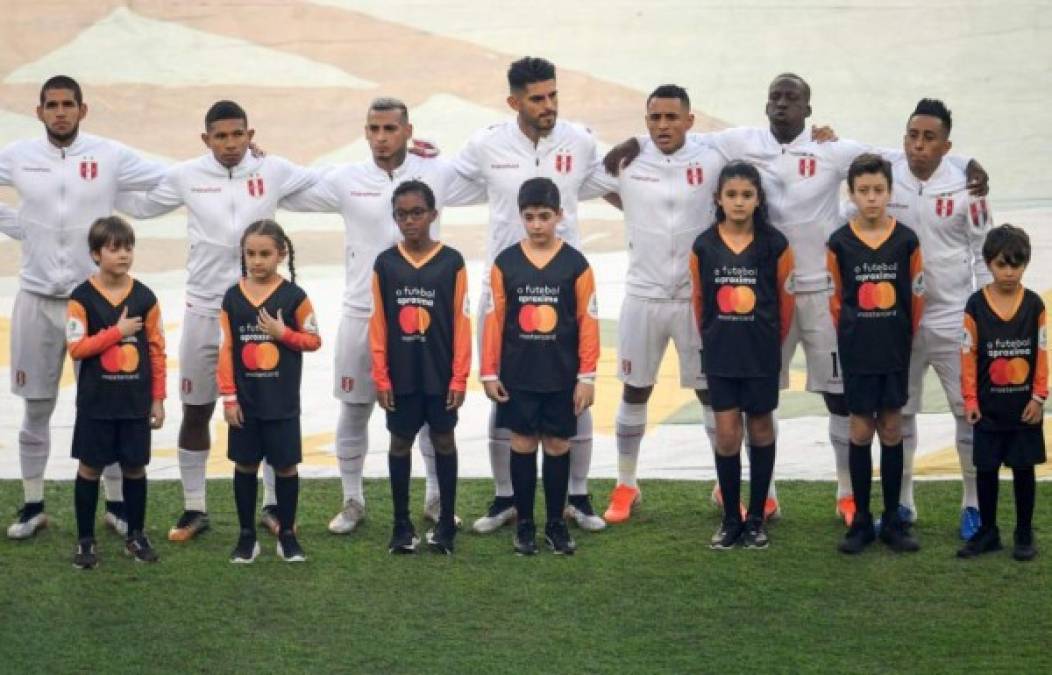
top-left (393, 207), bottom-right (432, 222)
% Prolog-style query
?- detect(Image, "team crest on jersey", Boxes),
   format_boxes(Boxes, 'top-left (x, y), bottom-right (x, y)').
top-left (181, 378), bottom-right (192, 395)
top-left (969, 198), bottom-right (990, 228)
top-left (79, 159), bottom-right (98, 181)
top-left (554, 152), bottom-right (573, 174)
top-left (798, 156), bottom-right (816, 178)
top-left (960, 327), bottom-right (973, 354)
top-left (934, 194), bottom-right (955, 218)
top-left (341, 376), bottom-right (354, 392)
top-left (911, 271), bottom-right (925, 297)
top-left (587, 292), bottom-right (599, 319)
top-left (621, 359), bottom-right (632, 376)
top-left (686, 166), bottom-right (703, 185)
top-left (303, 312), bottom-right (319, 334)
top-left (15, 370), bottom-right (26, 387)
top-left (247, 174), bottom-right (265, 198)
top-left (66, 317), bottom-right (85, 342)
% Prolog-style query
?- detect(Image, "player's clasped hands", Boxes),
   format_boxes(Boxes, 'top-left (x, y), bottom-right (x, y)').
top-left (116, 306), bottom-right (143, 336)
top-left (257, 307), bottom-right (285, 339)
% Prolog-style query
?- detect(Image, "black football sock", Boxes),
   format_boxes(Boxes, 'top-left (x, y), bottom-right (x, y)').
top-left (274, 472), bottom-right (299, 533)
top-left (1012, 467), bottom-right (1036, 541)
top-left (714, 452), bottom-right (742, 524)
top-left (848, 442), bottom-right (872, 519)
top-left (74, 474), bottom-right (100, 540)
top-left (976, 468), bottom-right (999, 530)
top-left (388, 453), bottom-right (411, 523)
top-left (542, 452), bottom-right (570, 525)
top-left (510, 451), bottom-right (538, 525)
top-left (122, 475), bottom-right (147, 536)
top-left (880, 441), bottom-right (904, 518)
top-left (747, 443), bottom-right (775, 520)
top-left (233, 469), bottom-right (258, 533)
top-left (434, 450), bottom-right (458, 528)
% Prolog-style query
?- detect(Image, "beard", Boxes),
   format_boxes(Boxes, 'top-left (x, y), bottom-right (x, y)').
top-left (46, 122), bottom-right (79, 145)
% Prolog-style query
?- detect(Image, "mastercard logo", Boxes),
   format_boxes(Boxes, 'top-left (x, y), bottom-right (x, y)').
top-left (716, 285), bottom-right (755, 314)
top-left (989, 357), bottom-right (1029, 386)
top-left (518, 304), bottom-right (557, 333)
top-left (398, 306), bottom-right (431, 334)
top-left (242, 342), bottom-right (280, 371)
top-left (858, 281), bottom-right (896, 310)
top-left (100, 344), bottom-right (140, 374)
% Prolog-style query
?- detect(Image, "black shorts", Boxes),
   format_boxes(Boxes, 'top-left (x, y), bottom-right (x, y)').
top-left (497, 388), bottom-right (576, 439)
top-left (386, 393), bottom-right (458, 439)
top-left (707, 375), bottom-right (779, 414)
top-left (71, 416), bottom-right (151, 469)
top-left (973, 426), bottom-right (1046, 471)
top-left (228, 417), bottom-right (302, 469)
top-left (843, 371), bottom-right (908, 415)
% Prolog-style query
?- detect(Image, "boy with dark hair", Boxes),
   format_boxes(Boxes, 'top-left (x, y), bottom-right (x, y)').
top-left (959, 224), bottom-right (1046, 561)
top-left (481, 177), bottom-right (600, 555)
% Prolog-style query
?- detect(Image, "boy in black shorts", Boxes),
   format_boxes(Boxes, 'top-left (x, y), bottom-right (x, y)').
top-left (827, 154), bottom-right (924, 554)
top-left (481, 177), bottom-right (600, 556)
top-left (67, 216), bottom-right (166, 568)
top-left (958, 224), bottom-right (1046, 561)
top-left (371, 180), bottom-right (471, 555)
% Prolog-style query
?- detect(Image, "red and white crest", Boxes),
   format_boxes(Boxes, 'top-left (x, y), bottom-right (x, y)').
top-left (247, 175), bottom-right (265, 198)
top-left (341, 377), bottom-right (354, 393)
top-left (554, 152), bottom-right (573, 174)
top-left (686, 166), bottom-right (703, 185)
top-left (79, 159), bottom-right (98, 181)
top-left (621, 359), bottom-right (632, 376)
top-left (15, 370), bottom-right (26, 387)
top-left (798, 157), bottom-right (816, 178)
top-left (935, 196), bottom-right (955, 217)
top-left (181, 378), bottom-right (192, 395)
top-left (969, 198), bottom-right (990, 227)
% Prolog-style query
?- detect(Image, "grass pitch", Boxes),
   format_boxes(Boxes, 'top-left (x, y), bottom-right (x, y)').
top-left (0, 479), bottom-right (1049, 673)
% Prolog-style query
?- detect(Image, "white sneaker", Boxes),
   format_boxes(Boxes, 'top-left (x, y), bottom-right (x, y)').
top-left (564, 494), bottom-right (607, 532)
top-left (422, 495), bottom-right (463, 529)
top-left (7, 505), bottom-right (48, 539)
top-left (104, 510), bottom-right (129, 537)
top-left (471, 496), bottom-right (517, 534)
top-left (327, 498), bottom-right (365, 535)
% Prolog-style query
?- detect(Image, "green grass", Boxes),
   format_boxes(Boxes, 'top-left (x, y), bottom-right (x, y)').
top-left (1, 479), bottom-right (1049, 673)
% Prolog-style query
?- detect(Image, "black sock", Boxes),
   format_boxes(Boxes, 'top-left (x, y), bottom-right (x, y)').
top-left (542, 452), bottom-right (570, 525)
top-left (714, 452), bottom-right (742, 524)
top-left (880, 441), bottom-right (904, 518)
top-left (1012, 467), bottom-right (1036, 541)
top-left (510, 451), bottom-right (537, 525)
top-left (122, 475), bottom-right (147, 536)
top-left (74, 475), bottom-right (100, 540)
top-left (434, 450), bottom-right (458, 528)
top-left (977, 468), bottom-right (999, 530)
top-left (848, 442), bottom-right (872, 519)
top-left (388, 453), bottom-right (411, 523)
top-left (233, 469), bottom-right (258, 533)
top-left (747, 443), bottom-right (775, 520)
top-left (275, 473), bottom-right (299, 533)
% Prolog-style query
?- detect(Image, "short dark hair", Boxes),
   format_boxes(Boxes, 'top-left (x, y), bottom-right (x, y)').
top-left (392, 179), bottom-right (436, 211)
top-left (369, 97), bottom-right (409, 123)
top-left (647, 84), bottom-right (690, 109)
top-left (847, 153), bottom-right (893, 191)
top-left (910, 98), bottom-right (952, 136)
top-left (770, 72), bottom-right (811, 101)
top-left (507, 57), bottom-right (556, 92)
top-left (982, 224), bottom-right (1031, 266)
top-left (39, 75), bottom-right (83, 105)
top-left (88, 216), bottom-right (135, 254)
top-left (518, 177), bottom-right (560, 212)
top-left (205, 100), bottom-right (248, 130)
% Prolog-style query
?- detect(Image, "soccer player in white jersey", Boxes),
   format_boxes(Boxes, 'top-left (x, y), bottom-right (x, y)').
top-left (453, 57), bottom-right (613, 534)
top-left (582, 85), bottom-right (725, 523)
top-left (280, 97), bottom-right (485, 535)
top-left (0, 76), bottom-right (166, 539)
top-left (117, 101), bottom-right (317, 541)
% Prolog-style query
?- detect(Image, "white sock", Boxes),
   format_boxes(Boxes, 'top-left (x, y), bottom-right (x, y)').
top-left (488, 406), bottom-right (513, 498)
top-left (900, 415), bottom-right (918, 511)
top-left (336, 402), bottom-right (371, 505)
top-left (102, 463), bottom-right (124, 502)
top-left (178, 448), bottom-right (209, 512)
top-left (419, 424), bottom-right (440, 503)
top-left (829, 413), bottom-right (852, 498)
top-left (568, 409), bottom-right (594, 495)
top-left (615, 401), bottom-right (647, 488)
top-left (19, 398), bottom-right (56, 504)
top-left (955, 415), bottom-right (978, 509)
top-left (261, 460), bottom-right (277, 507)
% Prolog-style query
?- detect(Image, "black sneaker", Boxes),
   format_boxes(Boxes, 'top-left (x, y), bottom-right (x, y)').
top-left (277, 530), bottom-right (307, 562)
top-left (878, 514), bottom-right (920, 553)
top-left (957, 525), bottom-right (1002, 559)
top-left (741, 517), bottom-right (769, 550)
top-left (168, 510), bottom-right (210, 542)
top-left (388, 519), bottom-right (419, 554)
top-left (72, 537), bottom-right (98, 570)
top-left (230, 529), bottom-right (260, 564)
top-left (710, 519), bottom-right (744, 550)
top-left (426, 521), bottom-right (457, 555)
top-left (839, 513), bottom-right (876, 555)
top-left (544, 520), bottom-right (577, 555)
top-left (125, 532), bottom-right (160, 563)
top-left (514, 520), bottom-right (538, 556)
top-left (1013, 529), bottom-right (1037, 562)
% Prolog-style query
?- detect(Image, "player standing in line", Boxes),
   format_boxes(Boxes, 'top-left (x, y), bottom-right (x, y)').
top-left (690, 162), bottom-right (794, 549)
top-left (0, 76), bottom-right (167, 539)
top-left (582, 84), bottom-right (724, 523)
top-left (481, 178), bottom-right (600, 555)
top-left (828, 155), bottom-right (924, 554)
top-left (280, 97), bottom-right (483, 535)
top-left (220, 220), bottom-right (320, 563)
top-left (455, 57), bottom-right (612, 534)
top-left (67, 217), bottom-right (166, 568)
top-left (958, 225), bottom-right (1046, 562)
top-left (117, 101), bottom-right (317, 541)
top-left (370, 181), bottom-right (471, 555)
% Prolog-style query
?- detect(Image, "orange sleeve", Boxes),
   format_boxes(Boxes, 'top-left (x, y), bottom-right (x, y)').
top-left (1034, 309), bottom-right (1048, 401)
top-left (66, 300), bottom-right (122, 360)
top-left (217, 310), bottom-right (237, 404)
top-left (575, 266), bottom-right (600, 380)
top-left (689, 250), bottom-right (703, 336)
top-left (480, 266), bottom-right (506, 381)
top-left (777, 247), bottom-right (795, 344)
top-left (909, 246), bottom-right (925, 335)
top-left (144, 303), bottom-right (166, 401)
top-left (450, 266), bottom-right (472, 392)
top-left (280, 297), bottom-right (322, 352)
top-left (826, 248), bottom-right (842, 329)
top-left (961, 312), bottom-right (979, 413)
top-left (368, 271), bottom-right (392, 392)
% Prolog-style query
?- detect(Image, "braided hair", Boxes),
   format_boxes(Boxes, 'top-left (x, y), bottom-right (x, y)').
top-left (240, 219), bottom-right (296, 284)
